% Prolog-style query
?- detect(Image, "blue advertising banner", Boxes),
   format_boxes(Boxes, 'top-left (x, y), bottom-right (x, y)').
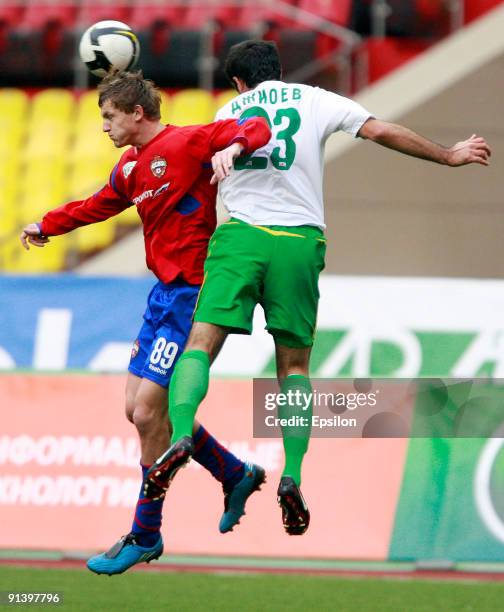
top-left (2, 274), bottom-right (504, 377)
top-left (0, 275), bottom-right (154, 371)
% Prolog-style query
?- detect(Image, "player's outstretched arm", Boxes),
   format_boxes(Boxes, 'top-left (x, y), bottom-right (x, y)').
top-left (20, 223), bottom-right (50, 250)
top-left (196, 116), bottom-right (271, 184)
top-left (358, 118), bottom-right (491, 167)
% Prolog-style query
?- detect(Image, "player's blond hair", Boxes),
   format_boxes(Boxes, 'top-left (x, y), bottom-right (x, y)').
top-left (98, 70), bottom-right (161, 120)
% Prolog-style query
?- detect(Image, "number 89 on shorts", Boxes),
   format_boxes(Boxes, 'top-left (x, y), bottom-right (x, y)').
top-left (149, 337), bottom-right (179, 371)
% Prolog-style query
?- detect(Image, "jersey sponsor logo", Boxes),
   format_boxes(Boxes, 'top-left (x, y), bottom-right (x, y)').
top-left (150, 156), bottom-right (167, 178)
top-left (131, 182), bottom-right (170, 206)
top-left (132, 190), bottom-right (153, 205)
top-left (131, 339), bottom-right (140, 359)
top-left (153, 182), bottom-right (170, 198)
top-left (122, 161), bottom-right (137, 179)
top-left (148, 363), bottom-right (167, 376)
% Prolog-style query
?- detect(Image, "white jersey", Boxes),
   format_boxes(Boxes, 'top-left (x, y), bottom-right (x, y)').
top-left (215, 80), bottom-right (372, 229)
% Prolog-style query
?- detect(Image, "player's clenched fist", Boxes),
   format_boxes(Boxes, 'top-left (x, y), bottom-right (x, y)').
top-left (20, 223), bottom-right (50, 250)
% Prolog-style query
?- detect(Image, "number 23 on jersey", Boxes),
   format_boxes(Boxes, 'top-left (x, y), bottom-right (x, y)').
top-left (234, 106), bottom-right (301, 172)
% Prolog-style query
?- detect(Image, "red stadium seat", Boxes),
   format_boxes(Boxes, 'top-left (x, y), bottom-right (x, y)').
top-left (278, 29), bottom-right (317, 74)
top-left (238, 0), bottom-right (296, 30)
top-left (414, 0), bottom-right (449, 36)
top-left (0, 4), bottom-right (25, 27)
top-left (79, 2), bottom-right (131, 26)
top-left (293, 0), bottom-right (350, 59)
top-left (464, 0), bottom-right (503, 23)
top-left (297, 0), bottom-right (352, 26)
top-left (314, 32), bottom-right (343, 59)
top-left (184, 3), bottom-right (241, 29)
top-left (415, 0), bottom-right (444, 21)
top-left (237, 4), bottom-right (270, 28)
top-left (0, 4), bottom-right (24, 53)
top-left (365, 37), bottom-right (431, 83)
top-left (136, 28), bottom-right (202, 86)
top-left (21, 2), bottom-right (77, 29)
top-left (182, 4), bottom-right (217, 29)
top-left (13, 2), bottom-right (77, 86)
top-left (129, 3), bottom-right (186, 30)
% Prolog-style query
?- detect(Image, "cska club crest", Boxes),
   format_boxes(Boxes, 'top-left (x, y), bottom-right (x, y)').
top-left (150, 156), bottom-right (167, 178)
top-left (131, 339), bottom-right (140, 359)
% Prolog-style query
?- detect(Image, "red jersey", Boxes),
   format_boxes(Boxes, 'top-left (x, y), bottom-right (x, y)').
top-left (41, 118), bottom-right (270, 284)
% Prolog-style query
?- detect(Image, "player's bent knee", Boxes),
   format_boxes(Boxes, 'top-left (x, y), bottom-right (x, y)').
top-left (125, 396), bottom-right (136, 424)
top-left (132, 399), bottom-right (167, 436)
top-left (132, 408), bottom-right (158, 436)
top-left (125, 406), bottom-right (135, 424)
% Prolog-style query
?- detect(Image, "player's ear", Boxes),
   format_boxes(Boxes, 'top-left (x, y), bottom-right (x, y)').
top-left (233, 77), bottom-right (247, 94)
top-left (133, 104), bottom-right (144, 121)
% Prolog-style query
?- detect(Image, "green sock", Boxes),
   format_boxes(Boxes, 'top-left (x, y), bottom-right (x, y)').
top-left (279, 374), bottom-right (312, 486)
top-left (169, 350), bottom-right (210, 442)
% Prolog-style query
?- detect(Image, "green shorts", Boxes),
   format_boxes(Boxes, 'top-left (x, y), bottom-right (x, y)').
top-left (194, 218), bottom-right (326, 348)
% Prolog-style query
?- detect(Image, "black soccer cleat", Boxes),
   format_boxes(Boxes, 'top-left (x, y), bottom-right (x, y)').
top-left (143, 436), bottom-right (194, 500)
top-left (277, 476), bottom-right (310, 536)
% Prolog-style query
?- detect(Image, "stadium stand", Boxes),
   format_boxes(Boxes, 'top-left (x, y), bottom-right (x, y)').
top-left (136, 27), bottom-right (202, 87)
top-left (364, 36), bottom-right (432, 82)
top-left (25, 89), bottom-right (74, 160)
top-left (21, 1), bottom-right (78, 29)
top-left (168, 89), bottom-right (215, 125)
top-left (0, 0), bottom-right (500, 273)
top-left (129, 1), bottom-right (186, 30)
top-left (0, 88), bottom-right (27, 154)
top-left (183, 2), bottom-right (241, 29)
top-left (0, 86), bottom-right (232, 272)
top-left (79, 0), bottom-right (131, 24)
top-left (214, 88), bottom-right (237, 110)
top-left (464, 0), bottom-right (504, 20)
top-left (0, 0), bottom-right (464, 89)
top-left (0, 3), bottom-right (24, 29)
top-left (3, 232), bottom-right (69, 271)
top-left (298, 0), bottom-right (352, 27)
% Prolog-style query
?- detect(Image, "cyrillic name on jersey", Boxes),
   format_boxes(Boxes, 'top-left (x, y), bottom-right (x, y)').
top-left (231, 87), bottom-right (302, 115)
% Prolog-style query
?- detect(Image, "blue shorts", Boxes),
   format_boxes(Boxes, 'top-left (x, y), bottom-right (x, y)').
top-left (128, 280), bottom-right (200, 387)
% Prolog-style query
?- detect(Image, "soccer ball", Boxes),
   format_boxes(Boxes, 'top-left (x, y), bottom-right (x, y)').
top-left (79, 20), bottom-right (140, 77)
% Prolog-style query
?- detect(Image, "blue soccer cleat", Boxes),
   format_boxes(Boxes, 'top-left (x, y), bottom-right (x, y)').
top-left (219, 463), bottom-right (266, 533)
top-left (86, 533), bottom-right (163, 575)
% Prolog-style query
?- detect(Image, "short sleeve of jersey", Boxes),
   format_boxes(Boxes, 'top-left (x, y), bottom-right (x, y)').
top-left (313, 88), bottom-right (373, 141)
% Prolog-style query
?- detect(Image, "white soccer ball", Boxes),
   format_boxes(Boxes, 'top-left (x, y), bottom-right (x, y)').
top-left (79, 20), bottom-right (140, 77)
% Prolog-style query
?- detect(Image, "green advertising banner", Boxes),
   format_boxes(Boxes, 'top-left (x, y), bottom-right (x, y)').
top-left (390, 383), bottom-right (504, 561)
top-left (212, 276), bottom-right (504, 379)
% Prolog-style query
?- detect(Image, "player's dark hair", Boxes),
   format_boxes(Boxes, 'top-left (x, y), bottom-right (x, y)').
top-left (98, 70), bottom-right (161, 120)
top-left (224, 40), bottom-right (282, 89)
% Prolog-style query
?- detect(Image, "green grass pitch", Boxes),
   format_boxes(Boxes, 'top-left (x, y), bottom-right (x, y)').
top-left (2, 567), bottom-right (504, 611)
